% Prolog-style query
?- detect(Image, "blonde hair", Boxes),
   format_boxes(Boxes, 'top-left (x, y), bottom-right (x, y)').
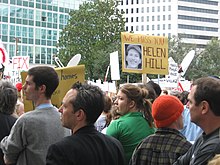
top-left (208, 154), bottom-right (220, 165)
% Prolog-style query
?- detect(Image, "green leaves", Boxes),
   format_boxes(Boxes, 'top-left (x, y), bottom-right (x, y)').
top-left (58, 0), bottom-right (125, 80)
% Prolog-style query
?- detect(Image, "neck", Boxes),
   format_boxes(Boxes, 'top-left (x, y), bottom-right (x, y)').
top-left (35, 99), bottom-right (51, 107)
top-left (72, 122), bottom-right (87, 134)
top-left (202, 122), bottom-right (220, 135)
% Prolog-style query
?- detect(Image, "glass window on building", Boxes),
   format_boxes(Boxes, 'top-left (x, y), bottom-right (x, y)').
top-left (35, 28), bottom-right (41, 39)
top-left (168, 5), bottom-right (171, 11)
top-left (28, 46), bottom-right (33, 63)
top-left (29, 1), bottom-right (34, 8)
top-left (2, 16), bottom-right (8, 22)
top-left (48, 5), bottom-right (52, 11)
top-left (152, 25), bottom-right (155, 30)
top-left (28, 27), bottom-right (33, 38)
top-left (53, 13), bottom-right (57, 23)
top-left (157, 24), bottom-right (160, 30)
top-left (146, 25), bottom-right (149, 30)
top-left (41, 29), bottom-right (46, 39)
top-left (147, 7), bottom-right (149, 13)
top-left (168, 14), bottom-right (171, 20)
top-left (152, 16), bottom-right (154, 21)
top-left (22, 27), bottom-right (27, 37)
top-left (163, 15), bottom-right (165, 20)
top-left (53, 6), bottom-right (58, 12)
top-left (47, 48), bottom-right (52, 64)
top-left (42, 4), bottom-right (47, 10)
top-left (36, 10), bottom-right (41, 21)
top-left (47, 12), bottom-right (52, 23)
top-left (21, 45), bottom-right (27, 56)
top-left (10, 0), bottom-right (16, 5)
top-left (35, 47), bottom-right (40, 63)
top-left (41, 47), bottom-right (46, 64)
top-left (52, 31), bottom-right (57, 40)
top-left (16, 0), bottom-right (22, 6)
top-left (157, 15), bottom-right (160, 21)
top-left (29, 9), bottom-right (34, 19)
top-left (16, 26), bottom-right (21, 37)
top-left (47, 30), bottom-right (52, 40)
top-left (168, 24), bottom-right (171, 29)
top-left (157, 6), bottom-right (160, 12)
top-left (10, 25), bottom-right (15, 36)
top-left (9, 44), bottom-right (15, 58)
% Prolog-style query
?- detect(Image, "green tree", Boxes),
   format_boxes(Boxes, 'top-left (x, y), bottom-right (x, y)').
top-left (58, 0), bottom-right (125, 80)
top-left (189, 39), bottom-right (220, 80)
top-left (168, 35), bottom-right (195, 65)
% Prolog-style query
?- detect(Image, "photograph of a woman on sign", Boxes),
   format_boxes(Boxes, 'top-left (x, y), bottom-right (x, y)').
top-left (125, 44), bottom-right (142, 69)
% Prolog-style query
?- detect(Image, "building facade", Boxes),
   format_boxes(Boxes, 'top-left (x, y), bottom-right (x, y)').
top-left (0, 0), bottom-right (91, 65)
top-left (118, 0), bottom-right (220, 48)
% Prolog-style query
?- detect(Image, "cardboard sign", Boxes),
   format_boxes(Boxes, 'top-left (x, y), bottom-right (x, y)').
top-left (21, 65), bottom-right (85, 112)
top-left (121, 32), bottom-right (168, 75)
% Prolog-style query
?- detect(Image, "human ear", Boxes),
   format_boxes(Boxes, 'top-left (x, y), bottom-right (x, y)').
top-left (201, 101), bottom-right (209, 115)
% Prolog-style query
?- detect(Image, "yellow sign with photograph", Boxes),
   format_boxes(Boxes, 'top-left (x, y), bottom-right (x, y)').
top-left (121, 32), bottom-right (168, 75)
top-left (21, 65), bottom-right (85, 112)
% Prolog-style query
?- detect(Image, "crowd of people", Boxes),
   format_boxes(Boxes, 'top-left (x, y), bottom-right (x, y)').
top-left (1, 65), bottom-right (220, 165)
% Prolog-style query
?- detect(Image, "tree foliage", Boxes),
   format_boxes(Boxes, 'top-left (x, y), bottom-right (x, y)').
top-left (58, 0), bottom-right (125, 80)
top-left (189, 39), bottom-right (220, 80)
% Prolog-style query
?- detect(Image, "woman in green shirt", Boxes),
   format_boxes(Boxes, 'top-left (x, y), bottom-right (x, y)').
top-left (106, 84), bottom-right (155, 165)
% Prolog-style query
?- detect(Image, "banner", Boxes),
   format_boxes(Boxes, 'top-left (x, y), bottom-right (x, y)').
top-left (121, 32), bottom-right (168, 75)
top-left (21, 65), bottom-right (85, 112)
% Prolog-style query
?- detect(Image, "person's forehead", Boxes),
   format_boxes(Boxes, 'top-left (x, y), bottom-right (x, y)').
top-left (117, 90), bottom-right (127, 97)
top-left (64, 89), bottom-right (77, 102)
top-left (26, 75), bottom-right (34, 82)
top-left (189, 85), bottom-right (197, 97)
top-left (128, 49), bottom-right (138, 53)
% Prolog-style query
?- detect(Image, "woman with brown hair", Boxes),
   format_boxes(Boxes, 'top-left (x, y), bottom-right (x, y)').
top-left (106, 84), bottom-right (155, 165)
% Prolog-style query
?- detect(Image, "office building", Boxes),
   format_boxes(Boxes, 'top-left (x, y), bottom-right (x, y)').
top-left (118, 0), bottom-right (220, 48)
top-left (0, 0), bottom-right (91, 65)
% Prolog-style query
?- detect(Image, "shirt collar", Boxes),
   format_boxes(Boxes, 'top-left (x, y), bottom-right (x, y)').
top-left (36, 103), bottom-right (53, 110)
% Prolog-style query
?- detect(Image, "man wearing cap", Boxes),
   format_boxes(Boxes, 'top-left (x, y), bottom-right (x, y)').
top-left (173, 77), bottom-right (220, 165)
top-left (125, 44), bottom-right (142, 69)
top-left (130, 95), bottom-right (192, 165)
